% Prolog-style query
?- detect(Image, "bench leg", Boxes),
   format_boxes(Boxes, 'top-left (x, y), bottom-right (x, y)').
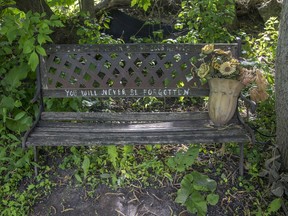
top-left (239, 143), bottom-right (244, 176)
top-left (34, 146), bottom-right (39, 176)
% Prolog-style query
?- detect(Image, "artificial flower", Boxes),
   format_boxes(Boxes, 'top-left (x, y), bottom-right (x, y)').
top-left (201, 44), bottom-right (214, 54)
top-left (219, 62), bottom-right (236, 75)
top-left (197, 63), bottom-right (210, 78)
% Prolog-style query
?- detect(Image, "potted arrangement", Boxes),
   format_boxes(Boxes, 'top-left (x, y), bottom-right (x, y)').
top-left (195, 44), bottom-right (268, 126)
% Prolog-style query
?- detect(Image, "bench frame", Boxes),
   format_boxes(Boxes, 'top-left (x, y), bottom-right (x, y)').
top-left (22, 41), bottom-right (253, 176)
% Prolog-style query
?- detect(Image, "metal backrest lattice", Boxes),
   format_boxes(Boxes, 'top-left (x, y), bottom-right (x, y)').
top-left (40, 44), bottom-right (239, 98)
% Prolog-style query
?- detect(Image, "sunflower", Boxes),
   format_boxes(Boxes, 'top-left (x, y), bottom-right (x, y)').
top-left (219, 62), bottom-right (236, 76)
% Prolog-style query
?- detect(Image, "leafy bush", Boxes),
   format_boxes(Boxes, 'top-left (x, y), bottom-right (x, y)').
top-left (167, 145), bottom-right (219, 215)
top-left (175, 0), bottom-right (235, 43)
top-left (0, 6), bottom-right (62, 215)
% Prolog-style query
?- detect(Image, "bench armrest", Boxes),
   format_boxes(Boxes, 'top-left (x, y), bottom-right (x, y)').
top-left (237, 93), bottom-right (256, 144)
top-left (239, 93), bottom-right (257, 114)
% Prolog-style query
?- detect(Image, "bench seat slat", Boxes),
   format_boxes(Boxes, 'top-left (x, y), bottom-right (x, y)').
top-left (41, 111), bottom-right (210, 122)
top-left (25, 120), bottom-right (249, 146)
top-left (33, 121), bottom-right (243, 133)
top-left (26, 133), bottom-right (249, 146)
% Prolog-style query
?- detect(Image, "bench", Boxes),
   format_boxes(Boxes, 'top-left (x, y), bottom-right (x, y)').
top-left (22, 42), bottom-right (253, 176)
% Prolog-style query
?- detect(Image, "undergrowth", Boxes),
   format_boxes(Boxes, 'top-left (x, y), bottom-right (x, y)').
top-left (0, 0), bottom-right (286, 215)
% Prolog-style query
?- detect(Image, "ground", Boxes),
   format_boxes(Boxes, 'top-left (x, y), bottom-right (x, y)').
top-left (28, 142), bottom-right (255, 216)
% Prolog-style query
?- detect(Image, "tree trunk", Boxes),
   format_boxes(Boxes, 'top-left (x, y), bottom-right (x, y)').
top-left (275, 0), bottom-right (288, 170)
top-left (15, 0), bottom-right (53, 17)
top-left (79, 0), bottom-right (95, 16)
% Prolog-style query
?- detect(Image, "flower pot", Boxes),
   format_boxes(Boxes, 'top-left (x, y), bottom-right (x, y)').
top-left (208, 78), bottom-right (244, 126)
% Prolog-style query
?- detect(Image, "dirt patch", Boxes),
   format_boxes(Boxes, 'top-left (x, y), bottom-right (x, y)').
top-left (30, 184), bottom-right (188, 216)
top-left (28, 148), bottom-right (249, 216)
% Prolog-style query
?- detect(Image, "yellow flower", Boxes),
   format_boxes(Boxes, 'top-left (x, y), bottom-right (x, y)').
top-left (219, 62), bottom-right (236, 75)
top-left (230, 58), bottom-right (240, 66)
top-left (201, 44), bottom-right (214, 54)
top-left (214, 49), bottom-right (232, 57)
top-left (197, 63), bottom-right (210, 78)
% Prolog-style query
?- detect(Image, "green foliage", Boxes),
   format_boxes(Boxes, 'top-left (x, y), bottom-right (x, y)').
top-left (167, 145), bottom-right (219, 215)
top-left (0, 7), bottom-right (62, 215)
top-left (175, 0), bottom-right (235, 43)
top-left (167, 145), bottom-right (199, 172)
top-left (131, 0), bottom-right (152, 11)
top-left (0, 10), bottom-right (63, 133)
top-left (242, 17), bottom-right (279, 65)
top-left (175, 172), bottom-right (219, 216)
top-left (60, 145), bottom-right (171, 188)
top-left (76, 12), bottom-right (119, 44)
top-left (254, 198), bottom-right (283, 216)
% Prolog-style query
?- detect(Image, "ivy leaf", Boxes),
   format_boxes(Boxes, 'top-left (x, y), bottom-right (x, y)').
top-left (28, 51), bottom-right (39, 71)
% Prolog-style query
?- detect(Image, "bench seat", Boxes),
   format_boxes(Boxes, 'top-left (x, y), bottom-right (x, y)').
top-left (25, 112), bottom-right (250, 146)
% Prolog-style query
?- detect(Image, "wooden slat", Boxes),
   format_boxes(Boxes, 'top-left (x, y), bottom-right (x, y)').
top-left (41, 111), bottom-right (211, 122)
top-left (26, 130), bottom-right (249, 146)
top-left (34, 121), bottom-right (243, 133)
top-left (25, 116), bottom-right (250, 147)
top-left (37, 120), bottom-right (211, 130)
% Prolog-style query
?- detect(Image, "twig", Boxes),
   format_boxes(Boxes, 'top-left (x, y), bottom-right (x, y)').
top-left (151, 193), bottom-right (162, 201)
top-left (50, 205), bottom-right (57, 214)
top-left (115, 209), bottom-right (126, 216)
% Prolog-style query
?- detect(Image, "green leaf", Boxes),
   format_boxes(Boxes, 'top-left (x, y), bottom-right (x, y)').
top-left (23, 38), bottom-right (35, 54)
top-left (36, 45), bottom-right (46, 56)
top-left (207, 193), bottom-right (219, 205)
top-left (186, 191), bottom-right (207, 216)
top-left (7, 28), bottom-right (18, 44)
top-left (3, 65), bottom-right (29, 89)
top-left (28, 51), bottom-right (39, 71)
top-left (191, 171), bottom-right (217, 192)
top-left (75, 173), bottom-right (82, 183)
top-left (37, 33), bottom-right (52, 44)
top-left (107, 145), bottom-right (118, 169)
top-left (167, 145), bottom-right (199, 172)
top-left (175, 173), bottom-right (195, 204)
top-left (14, 111), bottom-right (26, 121)
top-left (82, 155), bottom-right (90, 179)
top-left (175, 187), bottom-right (191, 204)
top-left (0, 96), bottom-right (15, 110)
top-left (131, 0), bottom-right (137, 7)
top-left (267, 198), bottom-right (282, 214)
top-left (145, 145), bottom-right (153, 152)
top-left (6, 115), bottom-right (32, 132)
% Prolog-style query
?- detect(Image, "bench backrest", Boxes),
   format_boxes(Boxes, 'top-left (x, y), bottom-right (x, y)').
top-left (40, 43), bottom-right (240, 98)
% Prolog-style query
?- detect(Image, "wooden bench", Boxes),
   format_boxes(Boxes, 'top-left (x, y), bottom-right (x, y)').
top-left (22, 42), bottom-right (253, 175)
